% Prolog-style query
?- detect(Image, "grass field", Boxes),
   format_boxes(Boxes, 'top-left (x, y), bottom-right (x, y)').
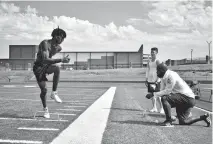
top-left (0, 64), bottom-right (211, 144)
top-left (0, 70), bottom-right (34, 82)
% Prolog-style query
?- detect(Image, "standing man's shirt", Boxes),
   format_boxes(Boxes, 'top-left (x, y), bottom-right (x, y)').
top-left (146, 59), bottom-right (161, 83)
top-left (154, 70), bottom-right (195, 99)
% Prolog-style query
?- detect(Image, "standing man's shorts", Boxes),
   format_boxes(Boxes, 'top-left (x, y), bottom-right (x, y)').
top-left (162, 93), bottom-right (195, 124)
top-left (147, 82), bottom-right (161, 93)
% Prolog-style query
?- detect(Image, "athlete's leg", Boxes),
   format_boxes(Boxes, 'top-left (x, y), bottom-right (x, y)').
top-left (37, 81), bottom-right (47, 108)
top-left (46, 64), bottom-right (60, 91)
top-left (46, 64), bottom-right (62, 103)
top-left (37, 81), bottom-right (50, 118)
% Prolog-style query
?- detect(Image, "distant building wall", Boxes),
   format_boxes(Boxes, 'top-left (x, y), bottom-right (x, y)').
top-left (9, 45), bottom-right (38, 59)
top-left (116, 53), bottom-right (129, 68)
top-left (129, 53), bottom-right (141, 68)
top-left (2, 44), bottom-right (149, 70)
top-left (166, 57), bottom-right (210, 66)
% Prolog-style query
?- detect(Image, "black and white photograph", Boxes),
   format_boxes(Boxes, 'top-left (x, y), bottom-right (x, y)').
top-left (0, 0), bottom-right (212, 144)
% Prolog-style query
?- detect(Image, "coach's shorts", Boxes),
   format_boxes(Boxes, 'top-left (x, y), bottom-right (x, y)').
top-left (162, 93), bottom-right (195, 124)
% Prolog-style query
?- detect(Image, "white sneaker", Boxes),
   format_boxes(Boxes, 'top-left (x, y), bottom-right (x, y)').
top-left (50, 91), bottom-right (62, 103)
top-left (150, 108), bottom-right (158, 112)
top-left (159, 109), bottom-right (165, 114)
top-left (189, 112), bottom-right (192, 117)
top-left (43, 107), bottom-right (50, 119)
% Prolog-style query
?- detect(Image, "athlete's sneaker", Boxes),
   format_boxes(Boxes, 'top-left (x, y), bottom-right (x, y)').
top-left (201, 113), bottom-right (211, 127)
top-left (43, 107), bottom-right (50, 119)
top-left (50, 91), bottom-right (62, 103)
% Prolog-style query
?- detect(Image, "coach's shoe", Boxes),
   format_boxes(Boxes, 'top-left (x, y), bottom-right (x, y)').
top-left (171, 116), bottom-right (177, 122)
top-left (201, 113), bottom-right (211, 127)
top-left (51, 91), bottom-right (62, 103)
top-left (161, 120), bottom-right (174, 127)
top-left (43, 107), bottom-right (50, 119)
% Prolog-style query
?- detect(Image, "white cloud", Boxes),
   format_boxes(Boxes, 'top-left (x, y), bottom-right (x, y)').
top-left (25, 5), bottom-right (38, 14)
top-left (0, 3), bottom-right (146, 54)
top-left (126, 18), bottom-right (153, 26)
top-left (0, 2), bottom-right (19, 13)
top-left (148, 1), bottom-right (212, 33)
top-left (0, 2), bottom-right (211, 61)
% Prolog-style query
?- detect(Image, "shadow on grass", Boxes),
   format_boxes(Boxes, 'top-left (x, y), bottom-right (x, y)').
top-left (147, 113), bottom-right (166, 118)
top-left (0, 113), bottom-right (33, 119)
top-left (111, 120), bottom-right (205, 127)
top-left (136, 112), bottom-right (166, 118)
top-left (111, 120), bottom-right (159, 126)
top-left (103, 107), bottom-right (142, 112)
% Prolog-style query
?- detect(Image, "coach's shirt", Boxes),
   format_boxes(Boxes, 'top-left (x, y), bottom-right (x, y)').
top-left (154, 70), bottom-right (195, 99)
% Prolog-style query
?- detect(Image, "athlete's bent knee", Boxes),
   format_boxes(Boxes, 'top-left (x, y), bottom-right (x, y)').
top-left (54, 65), bottom-right (60, 74)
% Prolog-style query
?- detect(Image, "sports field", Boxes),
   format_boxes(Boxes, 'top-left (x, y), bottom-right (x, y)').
top-left (0, 65), bottom-right (212, 144)
top-left (0, 83), bottom-right (108, 144)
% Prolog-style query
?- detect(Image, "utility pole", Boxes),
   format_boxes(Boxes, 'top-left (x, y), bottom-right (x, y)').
top-left (191, 49), bottom-right (193, 64)
top-left (206, 41), bottom-right (212, 64)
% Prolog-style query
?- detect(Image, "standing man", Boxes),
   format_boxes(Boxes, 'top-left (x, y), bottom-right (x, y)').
top-left (145, 47), bottom-right (164, 113)
top-left (33, 27), bottom-right (70, 118)
top-left (147, 63), bottom-right (211, 127)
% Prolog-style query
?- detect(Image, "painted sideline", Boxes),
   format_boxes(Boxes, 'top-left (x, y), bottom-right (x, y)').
top-left (50, 87), bottom-right (116, 144)
top-left (0, 139), bottom-right (42, 144)
top-left (194, 106), bottom-right (213, 114)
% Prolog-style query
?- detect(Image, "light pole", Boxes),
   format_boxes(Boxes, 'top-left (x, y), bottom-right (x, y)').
top-left (206, 41), bottom-right (212, 64)
top-left (191, 49), bottom-right (193, 64)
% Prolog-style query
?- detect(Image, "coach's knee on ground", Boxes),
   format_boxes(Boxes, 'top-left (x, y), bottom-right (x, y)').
top-left (178, 118), bottom-right (189, 125)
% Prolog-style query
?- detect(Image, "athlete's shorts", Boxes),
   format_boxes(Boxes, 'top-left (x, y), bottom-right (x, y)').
top-left (33, 62), bottom-right (49, 82)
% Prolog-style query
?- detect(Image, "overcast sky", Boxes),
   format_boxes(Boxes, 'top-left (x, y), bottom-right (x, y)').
top-left (0, 1), bottom-right (212, 61)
